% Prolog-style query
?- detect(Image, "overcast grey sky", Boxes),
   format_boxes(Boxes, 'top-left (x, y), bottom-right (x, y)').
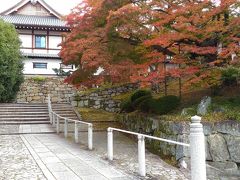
top-left (0, 0), bottom-right (82, 15)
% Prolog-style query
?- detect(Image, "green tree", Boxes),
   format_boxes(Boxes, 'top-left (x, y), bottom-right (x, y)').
top-left (0, 20), bottom-right (23, 102)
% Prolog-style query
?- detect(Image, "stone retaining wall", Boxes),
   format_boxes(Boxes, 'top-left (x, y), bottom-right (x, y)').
top-left (17, 77), bottom-right (78, 103)
top-left (72, 83), bottom-right (138, 112)
top-left (118, 114), bottom-right (240, 173)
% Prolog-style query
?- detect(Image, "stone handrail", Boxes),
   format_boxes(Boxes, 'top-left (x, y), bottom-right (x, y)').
top-left (47, 94), bottom-right (93, 150)
top-left (108, 116), bottom-right (207, 180)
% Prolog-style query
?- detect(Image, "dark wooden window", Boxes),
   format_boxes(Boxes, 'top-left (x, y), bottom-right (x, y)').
top-left (33, 62), bottom-right (47, 69)
top-left (35, 35), bottom-right (46, 48)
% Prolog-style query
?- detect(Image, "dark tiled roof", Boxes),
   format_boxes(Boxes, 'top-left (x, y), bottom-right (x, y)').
top-left (23, 52), bottom-right (60, 59)
top-left (0, 15), bottom-right (68, 28)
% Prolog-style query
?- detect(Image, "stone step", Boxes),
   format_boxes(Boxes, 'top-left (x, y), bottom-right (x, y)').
top-left (52, 108), bottom-right (74, 111)
top-left (52, 105), bottom-right (72, 107)
top-left (53, 111), bottom-right (74, 114)
top-left (0, 103), bottom-right (81, 126)
top-left (0, 109), bottom-right (48, 112)
top-left (0, 105), bottom-right (48, 109)
top-left (0, 114), bottom-right (49, 118)
top-left (0, 110), bottom-right (48, 113)
top-left (0, 121), bottom-right (50, 125)
top-left (52, 112), bottom-right (77, 116)
top-left (51, 113), bottom-right (77, 116)
top-left (0, 111), bottom-right (48, 115)
top-left (0, 117), bottom-right (49, 121)
top-left (0, 103), bottom-right (47, 107)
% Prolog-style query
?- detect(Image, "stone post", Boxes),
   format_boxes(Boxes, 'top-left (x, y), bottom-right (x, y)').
top-left (190, 115), bottom-right (206, 180)
top-left (138, 135), bottom-right (146, 176)
top-left (52, 113), bottom-right (56, 127)
top-left (49, 112), bottom-right (53, 124)
top-left (107, 128), bottom-right (113, 160)
top-left (88, 124), bottom-right (93, 150)
top-left (64, 118), bottom-right (68, 138)
top-left (56, 116), bottom-right (60, 134)
top-left (74, 122), bottom-right (79, 143)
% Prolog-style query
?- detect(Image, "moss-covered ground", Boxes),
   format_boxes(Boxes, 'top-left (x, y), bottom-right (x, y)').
top-left (79, 108), bottom-right (116, 122)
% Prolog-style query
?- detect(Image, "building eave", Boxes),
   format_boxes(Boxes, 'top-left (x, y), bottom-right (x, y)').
top-left (23, 52), bottom-right (61, 59)
top-left (1, 0), bottom-right (63, 19)
top-left (0, 15), bottom-right (71, 32)
top-left (15, 24), bottom-right (71, 32)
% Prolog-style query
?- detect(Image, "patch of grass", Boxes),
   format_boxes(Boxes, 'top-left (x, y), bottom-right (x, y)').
top-left (78, 108), bottom-right (116, 122)
top-left (112, 91), bottom-right (133, 101)
top-left (31, 76), bottom-right (46, 82)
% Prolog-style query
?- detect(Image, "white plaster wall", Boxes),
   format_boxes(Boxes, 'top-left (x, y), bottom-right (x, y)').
top-left (33, 49), bottom-right (48, 54)
top-left (48, 50), bottom-right (60, 54)
top-left (21, 48), bottom-right (60, 55)
top-left (19, 34), bottom-right (32, 48)
top-left (21, 49), bottom-right (32, 53)
top-left (49, 36), bottom-right (62, 49)
top-left (23, 58), bottom-right (61, 75)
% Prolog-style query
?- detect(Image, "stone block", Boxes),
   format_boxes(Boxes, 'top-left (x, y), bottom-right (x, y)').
top-left (207, 161), bottom-right (238, 171)
top-left (93, 105), bottom-right (100, 109)
top-left (214, 121), bottom-right (240, 136)
top-left (224, 135), bottom-right (240, 163)
top-left (203, 122), bottom-right (213, 135)
top-left (176, 134), bottom-right (190, 160)
top-left (84, 100), bottom-right (89, 106)
top-left (78, 101), bottom-right (84, 107)
top-left (205, 136), bottom-right (212, 161)
top-left (32, 96), bottom-right (41, 101)
top-left (26, 97), bottom-right (32, 102)
top-left (208, 134), bottom-right (230, 162)
top-left (95, 100), bottom-right (100, 105)
top-left (207, 161), bottom-right (238, 180)
top-left (71, 101), bottom-right (78, 107)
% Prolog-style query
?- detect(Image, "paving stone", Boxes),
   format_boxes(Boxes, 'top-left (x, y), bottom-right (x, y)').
top-left (41, 156), bottom-right (62, 164)
top-left (81, 175), bottom-right (109, 180)
top-left (51, 171), bottom-right (81, 180)
top-left (96, 167), bottom-right (126, 178)
top-left (0, 135), bottom-right (46, 180)
top-left (70, 166), bottom-right (100, 176)
top-left (46, 163), bottom-right (71, 172)
top-left (0, 122), bottom-right (189, 180)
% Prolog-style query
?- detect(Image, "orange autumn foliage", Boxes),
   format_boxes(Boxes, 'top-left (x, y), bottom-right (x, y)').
top-left (60, 0), bottom-right (239, 88)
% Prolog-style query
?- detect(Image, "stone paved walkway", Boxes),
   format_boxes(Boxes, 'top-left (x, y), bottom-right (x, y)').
top-left (65, 132), bottom-right (189, 180)
top-left (0, 124), bottom-right (55, 135)
top-left (22, 133), bottom-right (133, 180)
top-left (0, 124), bottom-right (189, 180)
top-left (0, 135), bottom-right (46, 180)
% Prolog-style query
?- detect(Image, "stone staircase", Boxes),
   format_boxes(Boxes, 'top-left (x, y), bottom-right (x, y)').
top-left (0, 103), bottom-right (50, 125)
top-left (52, 103), bottom-right (79, 120)
top-left (0, 103), bottom-right (121, 133)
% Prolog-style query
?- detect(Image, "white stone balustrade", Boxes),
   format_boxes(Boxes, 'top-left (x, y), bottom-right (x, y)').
top-left (190, 115), bottom-right (207, 180)
top-left (47, 94), bottom-right (93, 150)
top-left (107, 115), bottom-right (207, 180)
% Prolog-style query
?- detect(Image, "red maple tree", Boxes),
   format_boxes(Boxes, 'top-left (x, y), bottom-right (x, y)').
top-left (60, 0), bottom-right (239, 89)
